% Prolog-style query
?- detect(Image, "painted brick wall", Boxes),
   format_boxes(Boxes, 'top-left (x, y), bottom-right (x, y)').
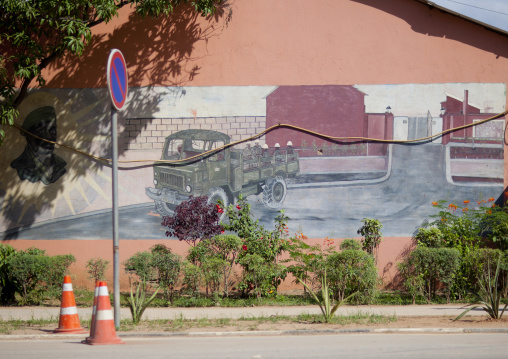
top-left (122, 116), bottom-right (267, 151)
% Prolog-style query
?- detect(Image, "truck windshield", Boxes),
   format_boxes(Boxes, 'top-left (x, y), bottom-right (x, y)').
top-left (165, 139), bottom-right (207, 160)
top-left (165, 139), bottom-right (184, 160)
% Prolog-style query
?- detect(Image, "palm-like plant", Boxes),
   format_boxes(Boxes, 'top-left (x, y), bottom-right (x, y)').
top-left (297, 269), bottom-right (357, 323)
top-left (122, 276), bottom-right (160, 325)
top-left (455, 255), bottom-right (507, 321)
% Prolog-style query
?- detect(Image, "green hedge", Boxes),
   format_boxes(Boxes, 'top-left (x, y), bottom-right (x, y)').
top-left (326, 249), bottom-right (379, 304)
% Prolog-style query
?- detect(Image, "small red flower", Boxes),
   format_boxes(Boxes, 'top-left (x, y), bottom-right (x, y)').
top-left (488, 197), bottom-right (495, 202)
top-left (448, 203), bottom-right (457, 212)
top-left (216, 204), bottom-right (223, 214)
top-left (236, 205), bottom-right (241, 210)
top-left (242, 245), bottom-right (248, 251)
top-left (462, 208), bottom-right (468, 213)
top-left (463, 200), bottom-right (470, 205)
top-left (432, 201), bottom-right (438, 206)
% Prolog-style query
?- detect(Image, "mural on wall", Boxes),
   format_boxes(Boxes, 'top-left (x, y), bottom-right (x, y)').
top-left (11, 106), bottom-right (67, 185)
top-left (0, 84), bottom-right (505, 240)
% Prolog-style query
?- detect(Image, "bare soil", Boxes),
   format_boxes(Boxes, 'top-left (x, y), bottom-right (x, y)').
top-left (4, 316), bottom-right (508, 336)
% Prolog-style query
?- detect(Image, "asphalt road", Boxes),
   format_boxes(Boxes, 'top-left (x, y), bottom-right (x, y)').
top-left (1, 333), bottom-right (507, 359)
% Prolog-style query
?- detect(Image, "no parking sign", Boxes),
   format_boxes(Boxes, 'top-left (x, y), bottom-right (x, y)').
top-left (107, 49), bottom-right (128, 111)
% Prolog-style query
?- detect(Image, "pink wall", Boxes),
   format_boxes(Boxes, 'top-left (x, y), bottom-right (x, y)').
top-left (40, 0), bottom-right (508, 89)
top-left (3, 237), bottom-right (413, 290)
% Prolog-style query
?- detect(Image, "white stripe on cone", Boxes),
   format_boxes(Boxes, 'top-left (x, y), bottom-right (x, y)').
top-left (98, 286), bottom-right (109, 296)
top-left (95, 309), bottom-right (114, 321)
top-left (60, 306), bottom-right (78, 315)
top-left (62, 283), bottom-right (73, 291)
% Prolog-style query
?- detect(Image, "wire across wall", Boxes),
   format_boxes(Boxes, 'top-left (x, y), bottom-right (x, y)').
top-left (12, 109), bottom-right (508, 166)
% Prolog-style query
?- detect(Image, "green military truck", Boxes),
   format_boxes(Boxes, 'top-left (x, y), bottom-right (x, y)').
top-left (145, 129), bottom-right (299, 216)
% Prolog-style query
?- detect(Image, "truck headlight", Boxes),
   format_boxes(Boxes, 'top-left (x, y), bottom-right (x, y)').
top-left (153, 179), bottom-right (158, 186)
top-left (185, 185), bottom-right (192, 193)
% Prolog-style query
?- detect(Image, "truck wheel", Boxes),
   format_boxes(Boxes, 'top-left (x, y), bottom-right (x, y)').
top-left (155, 201), bottom-right (174, 217)
top-left (263, 176), bottom-right (287, 209)
top-left (206, 187), bottom-right (229, 220)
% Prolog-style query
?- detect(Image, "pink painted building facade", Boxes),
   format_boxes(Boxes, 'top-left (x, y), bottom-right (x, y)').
top-left (1, 0), bottom-right (508, 289)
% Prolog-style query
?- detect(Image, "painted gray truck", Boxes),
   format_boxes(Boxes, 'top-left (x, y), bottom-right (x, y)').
top-left (145, 129), bottom-right (299, 216)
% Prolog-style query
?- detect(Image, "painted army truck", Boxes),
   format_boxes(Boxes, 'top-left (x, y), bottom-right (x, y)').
top-left (145, 129), bottom-right (299, 216)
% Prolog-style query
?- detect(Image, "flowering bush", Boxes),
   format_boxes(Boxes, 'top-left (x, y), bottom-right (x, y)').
top-left (222, 195), bottom-right (290, 298)
top-left (405, 196), bottom-right (508, 299)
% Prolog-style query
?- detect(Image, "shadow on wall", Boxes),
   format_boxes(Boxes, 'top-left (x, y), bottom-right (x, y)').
top-left (46, 5), bottom-right (230, 89)
top-left (352, 0), bottom-right (508, 58)
top-left (1, 6), bottom-right (231, 239)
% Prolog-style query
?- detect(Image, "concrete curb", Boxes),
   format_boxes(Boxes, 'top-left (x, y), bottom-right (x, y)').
top-left (1, 327), bottom-right (508, 340)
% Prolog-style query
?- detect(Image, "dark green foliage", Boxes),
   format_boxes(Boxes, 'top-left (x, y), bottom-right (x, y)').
top-left (357, 218), bottom-right (382, 260)
top-left (151, 244), bottom-right (182, 302)
top-left (285, 232), bottom-right (324, 294)
top-left (326, 250), bottom-right (379, 304)
top-left (0, 0), bottom-right (229, 145)
top-left (124, 251), bottom-right (156, 281)
top-left (222, 195), bottom-right (290, 298)
top-left (187, 234), bottom-right (242, 297)
top-left (123, 244), bottom-right (182, 303)
top-left (86, 257), bottom-right (110, 283)
top-left (181, 262), bottom-right (204, 295)
top-left (339, 238), bottom-right (362, 251)
top-left (455, 254), bottom-right (508, 321)
top-left (414, 227), bottom-right (445, 248)
top-left (45, 254), bottom-right (77, 293)
top-left (0, 243), bottom-right (17, 303)
top-left (6, 247), bottom-right (75, 305)
top-left (400, 247), bottom-right (461, 302)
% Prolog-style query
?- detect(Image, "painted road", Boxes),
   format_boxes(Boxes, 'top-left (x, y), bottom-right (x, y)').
top-left (3, 143), bottom-right (502, 239)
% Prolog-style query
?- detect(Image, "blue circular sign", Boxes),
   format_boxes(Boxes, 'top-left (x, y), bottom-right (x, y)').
top-left (107, 49), bottom-right (128, 111)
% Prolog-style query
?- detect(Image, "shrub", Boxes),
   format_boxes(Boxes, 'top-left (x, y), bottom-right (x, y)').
top-left (357, 218), bottom-right (383, 261)
top-left (123, 245), bottom-right (182, 303)
top-left (187, 234), bottom-right (242, 297)
top-left (0, 243), bottom-right (17, 303)
top-left (151, 244), bottom-right (182, 302)
top-left (86, 257), bottom-right (110, 283)
top-left (161, 196), bottom-right (223, 246)
top-left (399, 247), bottom-right (461, 302)
top-left (339, 238), bottom-right (362, 251)
top-left (124, 251), bottom-right (156, 281)
top-left (397, 261), bottom-right (425, 304)
top-left (45, 254), bottom-right (76, 293)
top-left (459, 248), bottom-right (504, 295)
top-left (181, 261), bottom-right (204, 295)
top-left (414, 227), bottom-right (444, 248)
top-left (455, 254), bottom-right (508, 321)
top-left (326, 249), bottom-right (379, 304)
top-left (223, 196), bottom-right (290, 298)
top-left (285, 231), bottom-right (324, 294)
top-left (6, 247), bottom-right (75, 305)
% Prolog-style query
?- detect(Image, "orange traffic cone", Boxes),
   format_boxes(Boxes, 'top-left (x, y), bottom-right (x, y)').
top-left (84, 281), bottom-right (124, 345)
top-left (54, 276), bottom-right (86, 334)
top-left (85, 281), bottom-right (100, 341)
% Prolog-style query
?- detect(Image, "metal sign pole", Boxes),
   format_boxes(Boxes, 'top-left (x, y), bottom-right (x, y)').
top-left (107, 48), bottom-right (127, 330)
top-left (111, 105), bottom-right (120, 329)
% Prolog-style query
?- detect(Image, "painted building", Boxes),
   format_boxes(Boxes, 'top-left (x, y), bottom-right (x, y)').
top-left (1, 0), bottom-right (507, 289)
